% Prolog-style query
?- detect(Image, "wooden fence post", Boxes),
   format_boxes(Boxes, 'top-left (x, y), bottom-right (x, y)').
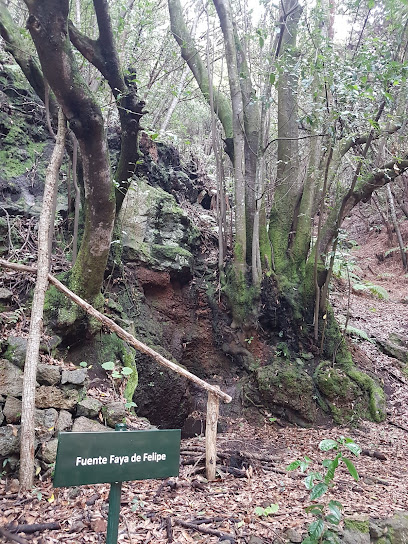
top-left (205, 391), bottom-right (220, 481)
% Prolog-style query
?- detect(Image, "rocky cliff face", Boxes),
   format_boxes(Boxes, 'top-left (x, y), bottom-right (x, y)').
top-left (0, 63), bottom-right (244, 446)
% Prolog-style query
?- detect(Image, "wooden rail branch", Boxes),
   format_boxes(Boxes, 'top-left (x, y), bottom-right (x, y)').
top-left (206, 392), bottom-right (219, 481)
top-left (0, 258), bottom-right (232, 404)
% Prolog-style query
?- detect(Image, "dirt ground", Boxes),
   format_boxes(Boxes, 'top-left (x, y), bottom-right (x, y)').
top-left (1, 206), bottom-right (408, 543)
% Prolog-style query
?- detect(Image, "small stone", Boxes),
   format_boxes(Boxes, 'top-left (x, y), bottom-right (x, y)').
top-left (3, 337), bottom-right (27, 369)
top-left (72, 416), bottom-right (112, 433)
top-left (0, 359), bottom-right (24, 397)
top-left (0, 425), bottom-right (20, 456)
top-left (61, 368), bottom-right (88, 385)
top-left (9, 479), bottom-right (20, 493)
top-left (248, 537), bottom-right (265, 544)
top-left (369, 523), bottom-right (384, 539)
top-left (35, 385), bottom-right (78, 411)
top-left (40, 438), bottom-right (59, 464)
top-left (3, 396), bottom-right (22, 423)
top-left (285, 528), bottom-right (303, 543)
top-left (39, 335), bottom-right (62, 354)
top-left (35, 408), bottom-right (58, 435)
top-left (101, 402), bottom-right (126, 428)
top-left (76, 397), bottom-right (102, 419)
top-left (0, 288), bottom-right (13, 301)
top-left (37, 364), bottom-right (61, 385)
top-left (56, 410), bottom-right (73, 432)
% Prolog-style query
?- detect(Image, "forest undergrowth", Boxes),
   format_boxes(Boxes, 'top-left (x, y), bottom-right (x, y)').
top-left (1, 209), bottom-right (408, 543)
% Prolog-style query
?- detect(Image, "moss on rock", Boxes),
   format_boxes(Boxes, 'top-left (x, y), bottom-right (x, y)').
top-left (256, 358), bottom-right (319, 425)
top-left (344, 519), bottom-right (370, 533)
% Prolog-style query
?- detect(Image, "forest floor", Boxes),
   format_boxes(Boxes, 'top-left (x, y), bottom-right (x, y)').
top-left (1, 212), bottom-right (408, 544)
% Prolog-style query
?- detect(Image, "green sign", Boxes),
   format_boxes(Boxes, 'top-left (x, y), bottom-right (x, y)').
top-left (53, 429), bottom-right (180, 487)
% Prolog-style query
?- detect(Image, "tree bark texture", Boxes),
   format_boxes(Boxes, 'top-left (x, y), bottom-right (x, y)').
top-left (213, 0), bottom-right (247, 277)
top-left (19, 109), bottom-right (66, 490)
top-left (68, 0), bottom-right (146, 213)
top-left (0, 0), bottom-right (56, 113)
top-left (268, 0), bottom-right (303, 275)
top-left (168, 0), bottom-right (234, 158)
top-left (24, 0), bottom-right (115, 305)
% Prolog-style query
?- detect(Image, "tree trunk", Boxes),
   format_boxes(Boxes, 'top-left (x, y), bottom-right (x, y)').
top-left (213, 0), bottom-right (247, 279)
top-left (24, 0), bottom-right (115, 307)
top-left (386, 184), bottom-right (407, 270)
top-left (269, 0), bottom-right (303, 275)
top-left (0, 1), bottom-right (56, 113)
top-left (19, 109), bottom-right (66, 490)
top-left (168, 0), bottom-right (234, 158)
top-left (68, 0), bottom-right (146, 214)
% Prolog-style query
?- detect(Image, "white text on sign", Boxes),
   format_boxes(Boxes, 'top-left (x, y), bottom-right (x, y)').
top-left (75, 452), bottom-right (167, 467)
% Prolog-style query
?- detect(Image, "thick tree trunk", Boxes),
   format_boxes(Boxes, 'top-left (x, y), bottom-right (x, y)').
top-left (24, 0), bottom-right (115, 306)
top-left (19, 109), bottom-right (66, 490)
top-left (0, 1), bottom-right (56, 113)
top-left (269, 0), bottom-right (303, 275)
top-left (68, 0), bottom-right (146, 214)
top-left (213, 0), bottom-right (246, 279)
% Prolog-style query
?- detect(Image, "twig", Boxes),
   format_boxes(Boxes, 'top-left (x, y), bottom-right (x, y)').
top-left (0, 527), bottom-right (29, 544)
top-left (388, 420), bottom-right (408, 432)
top-left (173, 518), bottom-right (236, 542)
top-left (165, 516), bottom-right (173, 543)
top-left (153, 479), bottom-right (177, 502)
top-left (7, 522), bottom-right (61, 534)
top-left (122, 513), bottom-right (134, 544)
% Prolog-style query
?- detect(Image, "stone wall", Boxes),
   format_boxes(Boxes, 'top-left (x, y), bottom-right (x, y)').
top-left (0, 335), bottom-right (130, 473)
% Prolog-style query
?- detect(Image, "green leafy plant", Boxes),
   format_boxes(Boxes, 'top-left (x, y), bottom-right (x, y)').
top-left (352, 281), bottom-right (388, 300)
top-left (345, 325), bottom-right (374, 343)
top-left (131, 497), bottom-right (146, 516)
top-left (254, 503), bottom-right (279, 517)
top-left (102, 361), bottom-right (134, 380)
top-left (287, 437), bottom-right (361, 544)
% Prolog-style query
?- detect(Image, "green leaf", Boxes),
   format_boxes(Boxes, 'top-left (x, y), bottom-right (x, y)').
top-left (322, 529), bottom-right (340, 543)
top-left (121, 367), bottom-right (134, 376)
top-left (102, 361), bottom-right (115, 371)
top-left (305, 504), bottom-right (324, 515)
top-left (309, 519), bottom-right (325, 540)
top-left (310, 482), bottom-right (328, 500)
top-left (259, 36), bottom-right (265, 48)
top-left (287, 460), bottom-right (301, 471)
top-left (344, 442), bottom-right (361, 457)
top-left (342, 457), bottom-right (359, 481)
top-left (305, 472), bottom-right (323, 490)
top-left (269, 73), bottom-right (276, 85)
top-left (328, 500), bottom-right (342, 510)
top-left (112, 371), bottom-right (122, 379)
top-left (254, 506), bottom-right (265, 516)
top-left (301, 537), bottom-right (315, 544)
top-left (326, 501), bottom-right (342, 525)
top-left (319, 439), bottom-right (338, 452)
top-left (324, 454), bottom-right (340, 483)
top-left (264, 504), bottom-right (279, 515)
top-left (325, 514), bottom-right (341, 525)
top-left (79, 361), bottom-right (87, 368)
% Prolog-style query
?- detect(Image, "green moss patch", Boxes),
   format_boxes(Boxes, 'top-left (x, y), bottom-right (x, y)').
top-left (256, 359), bottom-right (318, 425)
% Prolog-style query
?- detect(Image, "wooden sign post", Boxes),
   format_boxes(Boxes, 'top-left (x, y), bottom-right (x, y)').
top-left (53, 425), bottom-right (180, 543)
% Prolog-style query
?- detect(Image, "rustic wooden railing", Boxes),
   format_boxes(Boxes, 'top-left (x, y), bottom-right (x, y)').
top-left (0, 258), bottom-right (232, 480)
